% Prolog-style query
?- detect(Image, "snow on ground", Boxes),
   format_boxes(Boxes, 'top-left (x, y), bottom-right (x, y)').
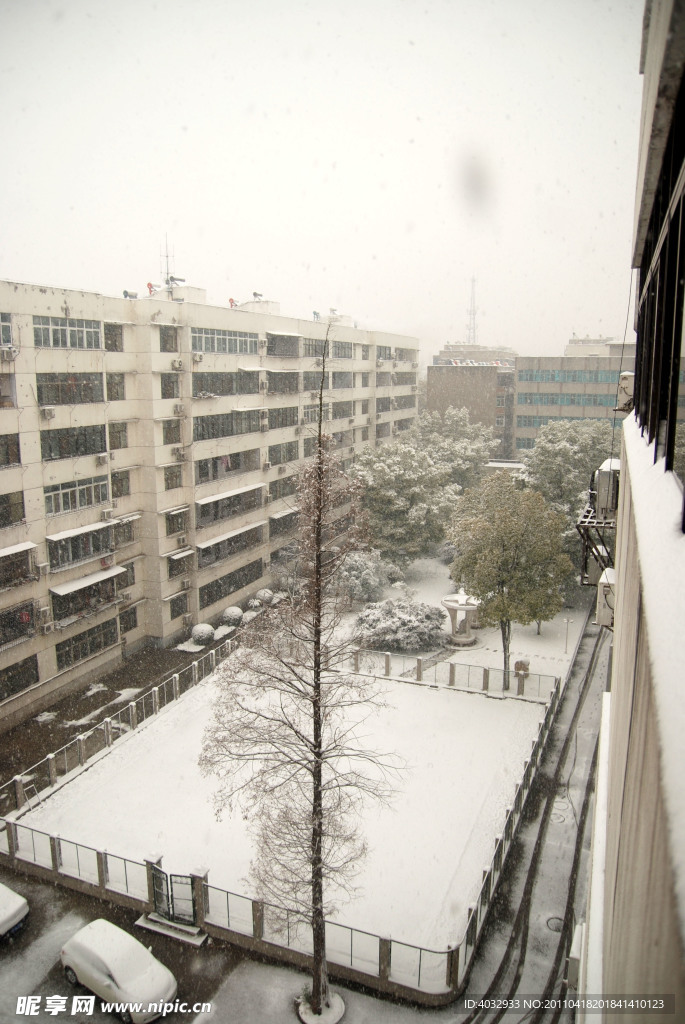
top-left (18, 672), bottom-right (542, 950)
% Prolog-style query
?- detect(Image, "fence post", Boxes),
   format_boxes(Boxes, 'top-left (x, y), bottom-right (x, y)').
top-left (103, 717), bottom-right (113, 747)
top-left (379, 938), bottom-right (392, 982)
top-left (13, 775), bottom-right (26, 810)
top-left (129, 701), bottom-right (138, 731)
top-left (151, 687), bottom-right (160, 716)
top-left (97, 850), bottom-right (108, 890)
top-left (6, 820), bottom-right (18, 859)
top-left (446, 945), bottom-right (460, 991)
top-left (190, 869), bottom-right (209, 929)
top-left (76, 736), bottom-right (87, 766)
top-left (144, 855), bottom-right (163, 911)
top-left (482, 667), bottom-right (489, 691)
top-left (416, 657), bottom-right (423, 682)
top-left (252, 900), bottom-right (264, 940)
top-left (517, 671), bottom-right (525, 696)
top-left (192, 661), bottom-right (199, 685)
top-left (449, 663), bottom-right (455, 686)
top-left (172, 674), bottom-right (180, 700)
top-left (47, 753), bottom-right (57, 787)
top-left (384, 653), bottom-right (391, 677)
top-left (50, 836), bottom-right (61, 872)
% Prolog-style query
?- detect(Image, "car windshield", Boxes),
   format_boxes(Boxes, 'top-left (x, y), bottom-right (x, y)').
top-left (105, 940), bottom-right (151, 988)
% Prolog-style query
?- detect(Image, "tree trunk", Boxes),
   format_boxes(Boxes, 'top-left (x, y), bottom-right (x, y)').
top-left (501, 619), bottom-right (511, 691)
top-left (536, 619), bottom-right (541, 635)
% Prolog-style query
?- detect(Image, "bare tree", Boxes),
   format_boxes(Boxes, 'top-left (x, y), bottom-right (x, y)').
top-left (199, 328), bottom-right (397, 1017)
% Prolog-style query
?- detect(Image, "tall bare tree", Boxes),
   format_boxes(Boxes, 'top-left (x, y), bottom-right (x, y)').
top-left (199, 328), bottom-right (397, 1017)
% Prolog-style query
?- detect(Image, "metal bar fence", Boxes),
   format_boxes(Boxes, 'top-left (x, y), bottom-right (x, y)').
top-left (203, 884), bottom-right (254, 936)
top-left (105, 853), bottom-right (148, 900)
top-left (14, 822), bottom-right (52, 867)
top-left (58, 838), bottom-right (99, 883)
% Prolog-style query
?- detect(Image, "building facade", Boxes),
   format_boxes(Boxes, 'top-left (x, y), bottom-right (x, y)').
top-left (0, 281), bottom-right (418, 729)
top-left (578, 0), bottom-right (685, 1015)
top-left (427, 363), bottom-right (516, 458)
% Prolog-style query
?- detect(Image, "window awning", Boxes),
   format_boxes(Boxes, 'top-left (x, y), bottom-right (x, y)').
top-left (49, 565), bottom-right (126, 596)
top-left (117, 513), bottom-right (141, 524)
top-left (196, 520), bottom-right (267, 549)
top-left (160, 505), bottom-right (189, 516)
top-left (168, 547), bottom-right (194, 560)
top-left (0, 540), bottom-right (37, 558)
top-left (266, 332), bottom-right (301, 338)
top-left (236, 367), bottom-right (262, 373)
top-left (46, 521), bottom-right (114, 543)
top-left (266, 369), bottom-right (300, 374)
top-left (270, 508), bottom-right (299, 520)
top-left (196, 483), bottom-right (264, 506)
top-left (163, 590), bottom-right (188, 602)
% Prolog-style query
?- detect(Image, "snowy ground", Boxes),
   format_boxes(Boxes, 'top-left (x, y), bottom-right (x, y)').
top-left (17, 671), bottom-right (542, 951)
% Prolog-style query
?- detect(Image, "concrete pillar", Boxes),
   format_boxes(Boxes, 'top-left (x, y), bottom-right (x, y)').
top-left (252, 900), bottom-right (264, 940)
top-left (151, 687), bottom-right (159, 715)
top-left (209, 650), bottom-right (216, 670)
top-left (47, 754), bottom-right (57, 787)
top-left (517, 672), bottom-right (525, 696)
top-left (144, 856), bottom-right (163, 911)
top-left (50, 836), bottom-right (61, 872)
top-left (353, 651), bottom-right (360, 673)
top-left (482, 667), bottom-right (489, 691)
top-left (103, 718), bottom-right (113, 747)
top-left (192, 661), bottom-right (199, 685)
top-left (190, 869), bottom-right (209, 929)
top-left (384, 653), bottom-right (391, 676)
top-left (76, 736), bottom-right (87, 766)
top-left (13, 775), bottom-right (26, 810)
top-left (6, 820), bottom-right (18, 859)
top-left (172, 674), bottom-right (180, 700)
top-left (97, 850), bottom-right (108, 890)
top-left (379, 937), bottom-right (392, 981)
top-left (416, 657), bottom-right (423, 681)
top-left (129, 701), bottom-right (138, 730)
top-left (449, 663), bottom-right (455, 686)
top-left (446, 945), bottom-right (460, 991)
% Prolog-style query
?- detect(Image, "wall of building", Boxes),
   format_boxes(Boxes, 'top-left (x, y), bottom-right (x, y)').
top-left (426, 364), bottom-right (515, 458)
top-left (0, 281), bottom-right (419, 727)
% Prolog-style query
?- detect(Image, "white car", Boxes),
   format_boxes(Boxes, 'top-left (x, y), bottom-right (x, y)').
top-left (60, 919), bottom-right (177, 1024)
top-left (0, 880), bottom-right (29, 938)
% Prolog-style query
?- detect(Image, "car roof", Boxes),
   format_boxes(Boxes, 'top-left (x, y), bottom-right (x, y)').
top-left (67, 919), bottom-right (149, 971)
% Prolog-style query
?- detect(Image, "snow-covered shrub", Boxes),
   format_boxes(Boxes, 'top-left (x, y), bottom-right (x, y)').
top-left (356, 599), bottom-right (446, 652)
top-left (242, 609), bottom-right (261, 625)
top-left (222, 606), bottom-right (243, 626)
top-left (255, 588), bottom-right (274, 606)
top-left (191, 623), bottom-right (215, 645)
top-left (338, 550), bottom-right (406, 604)
top-left (247, 597), bottom-right (262, 609)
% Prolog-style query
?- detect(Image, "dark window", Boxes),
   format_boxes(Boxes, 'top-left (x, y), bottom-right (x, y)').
top-left (332, 401), bottom-right (353, 418)
top-left (36, 373), bottom-right (104, 405)
top-left (268, 441), bottom-right (299, 465)
top-left (52, 577), bottom-right (119, 621)
top-left (303, 371), bottom-right (329, 391)
top-left (0, 547), bottom-right (34, 586)
top-left (0, 601), bottom-right (35, 647)
top-left (199, 558), bottom-right (263, 609)
top-left (194, 449), bottom-right (260, 483)
top-left (361, 373), bottom-right (370, 388)
top-left (303, 436), bottom-right (317, 458)
top-left (191, 328), bottom-right (258, 353)
top-left (44, 476), bottom-right (108, 515)
top-left (332, 372), bottom-right (353, 389)
top-left (267, 371), bottom-right (299, 394)
top-left (376, 372), bottom-right (392, 386)
top-left (160, 325), bottom-right (178, 352)
top-left (268, 406), bottom-right (298, 430)
top-left (164, 464), bottom-right (183, 490)
top-left (376, 397), bottom-right (391, 414)
top-left (270, 511), bottom-right (299, 539)
top-left (303, 338), bottom-right (328, 358)
top-left (104, 323), bottom-right (123, 352)
top-left (162, 419), bottom-right (182, 445)
top-left (197, 525), bottom-right (263, 568)
top-left (48, 526), bottom-right (112, 569)
top-left (108, 422), bottom-right (128, 450)
top-left (41, 425), bottom-right (106, 461)
top-left (0, 313), bottom-right (12, 347)
top-left (170, 593), bottom-right (188, 619)
top-left (161, 373), bottom-right (180, 399)
top-left (266, 334), bottom-right (299, 358)
top-left (119, 562), bottom-right (135, 587)
top-left (361, 345), bottom-right (370, 360)
top-left (56, 619), bottom-right (118, 670)
top-left (114, 520), bottom-right (135, 547)
top-left (166, 510), bottom-right (187, 536)
top-left (111, 471), bottom-right (130, 498)
top-left (193, 410), bottom-right (261, 442)
top-left (120, 607), bottom-right (138, 633)
top-left (269, 476), bottom-right (297, 500)
top-left (377, 346), bottom-right (392, 360)
top-left (394, 394), bottom-right (416, 410)
top-left (1, 433), bottom-right (21, 467)
top-left (33, 316), bottom-right (101, 349)
top-left (331, 342), bottom-right (352, 359)
top-left (106, 373), bottom-right (125, 401)
top-left (0, 490), bottom-right (25, 527)
top-left (196, 487), bottom-right (261, 527)
top-left (168, 553), bottom-right (192, 578)
top-left (0, 654), bottom-right (39, 700)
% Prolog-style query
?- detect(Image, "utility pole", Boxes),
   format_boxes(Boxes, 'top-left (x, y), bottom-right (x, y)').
top-left (466, 276), bottom-right (477, 347)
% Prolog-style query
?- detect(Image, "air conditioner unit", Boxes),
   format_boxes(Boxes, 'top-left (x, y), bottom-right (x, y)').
top-left (259, 380), bottom-right (268, 391)
top-left (101, 508), bottom-right (115, 521)
top-left (260, 409), bottom-right (269, 419)
top-left (38, 606), bottom-right (50, 622)
top-left (182, 613), bottom-right (193, 627)
top-left (411, 361), bottom-right (419, 368)
top-left (376, 360), bottom-right (384, 368)
top-left (41, 622), bottom-right (54, 634)
top-left (263, 461), bottom-right (271, 471)
top-left (96, 453), bottom-right (110, 465)
top-left (101, 554), bottom-right (114, 567)
top-left (177, 535), bottom-right (187, 547)
top-left (171, 359), bottom-right (183, 371)
top-left (376, 412), bottom-right (382, 419)
top-left (260, 424), bottom-right (269, 432)
top-left (181, 578), bottom-right (191, 590)
top-left (0, 347), bottom-right (18, 361)
top-left (40, 406), bottom-right (56, 420)
top-left (348, 417), bottom-right (355, 425)
top-left (37, 562), bottom-right (49, 576)
top-left (173, 404), bottom-right (185, 416)
top-left (300, 417), bottom-right (306, 425)
top-left (310, 392), bottom-right (319, 400)
top-left (366, 416), bottom-right (372, 425)
top-left (172, 447), bottom-right (185, 461)
top-left (411, 385), bottom-right (417, 392)
top-left (192, 351), bottom-right (203, 363)
top-left (294, 426), bottom-right (302, 435)
top-left (278, 465), bottom-right (286, 475)
top-left (118, 591), bottom-right (131, 603)
top-left (393, 361), bottom-right (398, 368)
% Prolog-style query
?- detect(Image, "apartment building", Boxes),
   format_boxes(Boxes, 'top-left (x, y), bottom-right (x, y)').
top-left (426, 363), bottom-right (516, 458)
top-left (578, 0), bottom-right (685, 1014)
top-left (0, 280), bottom-right (419, 728)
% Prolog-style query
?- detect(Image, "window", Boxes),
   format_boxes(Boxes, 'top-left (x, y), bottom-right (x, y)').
top-left (269, 476), bottom-right (297, 500)
top-left (56, 618), bottom-right (118, 670)
top-left (198, 525), bottom-right (263, 568)
top-left (496, 395), bottom-right (505, 407)
top-left (47, 526), bottom-right (112, 569)
top-left (376, 372), bottom-right (392, 386)
top-left (361, 427), bottom-right (369, 442)
top-left (331, 341), bottom-right (352, 359)
top-left (108, 422), bottom-right (128, 450)
top-left (266, 334), bottom-right (299, 358)
top-left (394, 395), bottom-right (416, 410)
top-left (196, 487), bottom-right (262, 527)
top-left (159, 325), bottom-right (178, 352)
top-left (303, 338), bottom-right (328, 358)
top-left (194, 449), bottom-right (260, 483)
top-left (376, 397), bottom-right (391, 413)
top-left (44, 476), bottom-right (108, 515)
top-left (0, 601), bottom-right (34, 647)
top-left (361, 345), bottom-right (370, 360)
top-left (120, 607), bottom-right (138, 633)
top-left (376, 346), bottom-right (392, 360)
top-left (0, 546), bottom-right (34, 586)
top-left (393, 372), bottom-right (416, 386)
top-left (164, 464), bottom-right (183, 490)
top-left (106, 373), bottom-right (125, 401)
top-left (111, 471), bottom-right (130, 498)
top-left (303, 436), bottom-right (317, 457)
top-left (104, 323), bottom-right (123, 352)
top-left (0, 372), bottom-right (14, 409)
top-left (516, 437), bottom-right (536, 449)
top-left (114, 520), bottom-right (135, 547)
top-left (332, 372), bottom-right (353, 389)
top-left (165, 510), bottom-right (187, 536)
top-left (395, 348), bottom-right (413, 362)
top-left (0, 655), bottom-right (39, 701)
top-left (161, 373), bottom-right (180, 399)
top-left (303, 371), bottom-right (329, 391)
top-left (36, 373), bottom-right (103, 405)
top-left (270, 510), bottom-right (299, 539)
top-left (0, 491), bottom-right (25, 527)
top-left (361, 373), bottom-right (370, 388)
top-left (268, 406), bottom-right (298, 430)
top-left (170, 593), bottom-right (188, 619)
top-left (193, 410), bottom-right (261, 442)
top-left (268, 441), bottom-right (299, 465)
top-left (332, 401), bottom-right (353, 419)
top-left (361, 399), bottom-right (369, 415)
top-left (33, 316), bottom-right (101, 349)
top-left (267, 371), bottom-right (299, 394)
top-left (0, 313), bottom-right (11, 346)
top-left (162, 419), bottom-right (181, 445)
top-left (496, 416), bottom-right (505, 427)
top-left (303, 403), bottom-right (329, 423)
top-left (517, 393), bottom-right (617, 407)
top-left (191, 327), bottom-right (258, 353)
top-left (168, 552), bottom-right (192, 579)
top-left (199, 558), bottom-right (263, 609)
top-left (41, 425), bottom-right (106, 461)
top-left (192, 371), bottom-right (259, 396)
top-left (119, 562), bottom-right (135, 587)
top-left (52, 577), bottom-right (119, 621)
top-left (376, 422), bottom-right (391, 438)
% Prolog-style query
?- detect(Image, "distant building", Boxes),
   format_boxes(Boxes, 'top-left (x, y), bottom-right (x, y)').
top-left (0, 281), bottom-right (419, 729)
top-left (427, 363), bottom-right (516, 458)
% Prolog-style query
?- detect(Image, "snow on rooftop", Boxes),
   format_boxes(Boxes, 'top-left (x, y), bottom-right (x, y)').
top-left (18, 672), bottom-right (542, 949)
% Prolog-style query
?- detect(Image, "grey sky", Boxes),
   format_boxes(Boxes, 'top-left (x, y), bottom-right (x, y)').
top-left (0, 0), bottom-right (644, 358)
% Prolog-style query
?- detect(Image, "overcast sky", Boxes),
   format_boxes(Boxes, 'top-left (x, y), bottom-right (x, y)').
top-left (0, 0), bottom-right (644, 359)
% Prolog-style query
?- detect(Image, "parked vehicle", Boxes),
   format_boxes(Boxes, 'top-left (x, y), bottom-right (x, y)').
top-left (0, 881), bottom-right (29, 938)
top-left (60, 919), bottom-right (177, 1024)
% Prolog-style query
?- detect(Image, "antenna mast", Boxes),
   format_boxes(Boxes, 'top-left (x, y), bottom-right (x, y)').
top-left (466, 276), bottom-right (477, 347)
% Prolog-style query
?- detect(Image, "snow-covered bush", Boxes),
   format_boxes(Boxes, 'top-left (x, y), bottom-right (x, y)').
top-left (338, 550), bottom-right (405, 604)
top-left (255, 588), bottom-right (274, 606)
top-left (191, 623), bottom-right (215, 645)
top-left (222, 606), bottom-right (243, 626)
top-left (356, 599), bottom-right (446, 651)
top-left (247, 597), bottom-right (262, 609)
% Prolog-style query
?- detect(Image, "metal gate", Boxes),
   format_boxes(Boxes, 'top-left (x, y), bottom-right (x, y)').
top-left (151, 865), bottom-right (195, 925)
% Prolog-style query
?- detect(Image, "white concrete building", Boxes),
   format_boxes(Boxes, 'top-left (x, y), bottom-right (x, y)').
top-left (0, 280), bottom-right (418, 728)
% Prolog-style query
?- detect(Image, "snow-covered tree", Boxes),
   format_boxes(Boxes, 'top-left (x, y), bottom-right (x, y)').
top-left (523, 419), bottom-right (617, 519)
top-left (200, 332), bottom-right (395, 1019)
top-left (409, 406), bottom-right (501, 489)
top-left (450, 473), bottom-right (572, 688)
top-left (352, 443), bottom-right (461, 563)
top-left (337, 549), bottom-right (404, 604)
top-left (357, 598), bottom-right (446, 651)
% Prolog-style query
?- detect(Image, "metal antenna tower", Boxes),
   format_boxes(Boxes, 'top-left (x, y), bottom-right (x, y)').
top-left (466, 276), bottom-right (477, 346)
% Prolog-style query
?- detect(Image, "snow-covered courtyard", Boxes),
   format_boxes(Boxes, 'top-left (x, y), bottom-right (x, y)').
top-left (17, 670), bottom-right (543, 950)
